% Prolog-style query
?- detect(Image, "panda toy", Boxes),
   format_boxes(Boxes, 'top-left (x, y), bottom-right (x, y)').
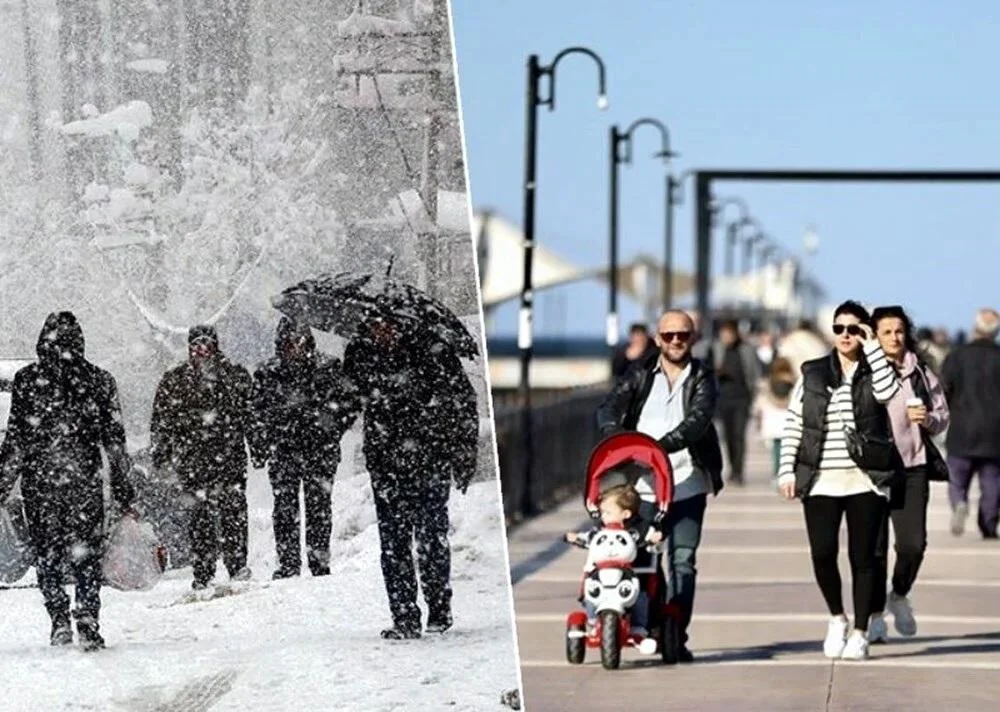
top-left (581, 523), bottom-right (641, 617)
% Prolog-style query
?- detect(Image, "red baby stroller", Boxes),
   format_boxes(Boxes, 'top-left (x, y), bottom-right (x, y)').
top-left (564, 432), bottom-right (684, 669)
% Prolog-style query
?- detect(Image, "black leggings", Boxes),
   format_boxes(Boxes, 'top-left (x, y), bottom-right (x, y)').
top-left (872, 467), bottom-right (929, 612)
top-left (803, 491), bottom-right (887, 631)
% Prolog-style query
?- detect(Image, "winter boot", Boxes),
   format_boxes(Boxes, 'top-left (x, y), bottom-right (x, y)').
top-left (426, 609), bottom-right (453, 634)
top-left (50, 613), bottom-right (73, 647)
top-left (75, 613), bottom-right (105, 652)
top-left (309, 565), bottom-right (331, 577)
top-left (272, 567), bottom-right (300, 580)
top-left (230, 566), bottom-right (252, 582)
top-left (192, 578), bottom-right (212, 591)
top-left (380, 625), bottom-right (422, 640)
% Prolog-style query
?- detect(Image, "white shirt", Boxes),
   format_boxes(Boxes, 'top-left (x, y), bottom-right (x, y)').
top-left (634, 363), bottom-right (707, 503)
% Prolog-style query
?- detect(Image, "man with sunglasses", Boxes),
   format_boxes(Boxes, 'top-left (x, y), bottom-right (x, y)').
top-left (150, 325), bottom-right (255, 590)
top-left (597, 309), bottom-right (724, 662)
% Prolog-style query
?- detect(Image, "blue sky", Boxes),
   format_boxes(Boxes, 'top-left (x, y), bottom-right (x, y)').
top-left (451, 0), bottom-right (1000, 337)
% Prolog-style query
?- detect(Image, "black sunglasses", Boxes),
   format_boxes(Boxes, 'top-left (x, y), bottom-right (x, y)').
top-left (659, 331), bottom-right (692, 343)
top-left (832, 324), bottom-right (863, 337)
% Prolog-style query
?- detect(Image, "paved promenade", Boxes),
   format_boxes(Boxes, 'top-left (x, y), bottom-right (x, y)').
top-left (507, 440), bottom-right (1000, 711)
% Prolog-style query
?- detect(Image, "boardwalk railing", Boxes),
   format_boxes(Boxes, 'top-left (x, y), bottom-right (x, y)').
top-left (493, 385), bottom-right (609, 524)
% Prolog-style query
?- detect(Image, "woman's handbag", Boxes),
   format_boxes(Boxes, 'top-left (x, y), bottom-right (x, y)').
top-left (834, 407), bottom-right (896, 473)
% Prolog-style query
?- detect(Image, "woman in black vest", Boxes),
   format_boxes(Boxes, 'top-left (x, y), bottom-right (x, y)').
top-left (867, 306), bottom-right (950, 643)
top-left (775, 301), bottom-right (901, 661)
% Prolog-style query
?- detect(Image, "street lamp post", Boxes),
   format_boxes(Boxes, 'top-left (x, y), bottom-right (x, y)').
top-left (664, 174), bottom-right (677, 310)
top-left (758, 243), bottom-right (780, 314)
top-left (662, 170), bottom-right (696, 312)
top-left (742, 229), bottom-right (764, 276)
top-left (607, 117), bottom-right (676, 357)
top-left (710, 196), bottom-right (750, 276)
top-left (518, 47), bottom-right (607, 518)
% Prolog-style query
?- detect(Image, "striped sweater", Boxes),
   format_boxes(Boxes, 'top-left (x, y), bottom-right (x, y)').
top-left (776, 340), bottom-right (900, 493)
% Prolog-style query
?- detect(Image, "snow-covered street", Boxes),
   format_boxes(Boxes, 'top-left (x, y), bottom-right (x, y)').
top-left (0, 434), bottom-right (520, 711)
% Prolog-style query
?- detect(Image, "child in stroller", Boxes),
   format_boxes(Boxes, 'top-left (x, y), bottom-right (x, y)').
top-left (564, 431), bottom-right (681, 668)
top-left (564, 482), bottom-right (662, 639)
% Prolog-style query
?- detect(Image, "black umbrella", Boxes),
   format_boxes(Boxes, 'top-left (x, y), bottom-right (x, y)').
top-left (271, 262), bottom-right (479, 359)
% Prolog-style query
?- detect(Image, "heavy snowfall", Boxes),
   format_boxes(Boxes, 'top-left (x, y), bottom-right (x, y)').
top-left (0, 0), bottom-right (520, 708)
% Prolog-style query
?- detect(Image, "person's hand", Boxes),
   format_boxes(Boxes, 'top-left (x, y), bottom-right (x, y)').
top-left (857, 323), bottom-right (874, 341)
top-left (645, 530), bottom-right (663, 545)
top-left (778, 480), bottom-right (796, 500)
top-left (906, 404), bottom-right (929, 425)
top-left (564, 532), bottom-right (577, 544)
top-left (121, 505), bottom-right (140, 519)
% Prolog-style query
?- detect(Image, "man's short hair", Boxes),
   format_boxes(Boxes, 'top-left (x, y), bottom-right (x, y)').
top-left (974, 308), bottom-right (1000, 339)
top-left (628, 322), bottom-right (648, 335)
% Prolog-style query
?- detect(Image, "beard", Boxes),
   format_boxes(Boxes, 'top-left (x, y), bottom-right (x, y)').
top-left (660, 347), bottom-right (690, 365)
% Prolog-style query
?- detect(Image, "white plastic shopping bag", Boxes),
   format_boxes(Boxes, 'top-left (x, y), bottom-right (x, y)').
top-left (0, 497), bottom-right (32, 584)
top-left (102, 515), bottom-right (166, 591)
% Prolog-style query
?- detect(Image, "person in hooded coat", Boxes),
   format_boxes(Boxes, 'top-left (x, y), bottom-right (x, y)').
top-left (0, 312), bottom-right (135, 650)
top-left (343, 317), bottom-right (479, 640)
top-left (249, 317), bottom-right (361, 579)
top-left (150, 325), bottom-right (254, 589)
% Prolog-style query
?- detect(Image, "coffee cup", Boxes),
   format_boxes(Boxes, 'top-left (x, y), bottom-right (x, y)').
top-left (906, 397), bottom-right (924, 420)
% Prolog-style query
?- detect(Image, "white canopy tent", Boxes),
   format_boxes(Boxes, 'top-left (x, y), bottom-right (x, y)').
top-left (472, 210), bottom-right (695, 312)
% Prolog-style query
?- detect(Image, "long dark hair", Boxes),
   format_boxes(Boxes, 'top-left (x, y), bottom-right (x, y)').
top-left (871, 305), bottom-right (920, 356)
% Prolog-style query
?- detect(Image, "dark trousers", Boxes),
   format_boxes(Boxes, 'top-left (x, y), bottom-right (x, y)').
top-left (663, 493), bottom-right (707, 645)
top-left (371, 471), bottom-right (452, 630)
top-left (872, 467), bottom-right (929, 612)
top-left (25, 491), bottom-right (103, 621)
top-left (271, 455), bottom-right (336, 575)
top-left (947, 456), bottom-right (1000, 536)
top-left (189, 480), bottom-right (248, 584)
top-left (803, 492), bottom-right (886, 631)
top-left (718, 399), bottom-right (750, 480)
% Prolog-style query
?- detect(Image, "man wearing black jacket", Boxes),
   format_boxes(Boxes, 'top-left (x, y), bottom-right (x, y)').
top-left (941, 308), bottom-right (1000, 538)
top-left (250, 318), bottom-right (361, 578)
top-left (0, 312), bottom-right (135, 650)
top-left (596, 309), bottom-right (723, 661)
top-left (150, 325), bottom-right (254, 590)
top-left (344, 317), bottom-right (479, 640)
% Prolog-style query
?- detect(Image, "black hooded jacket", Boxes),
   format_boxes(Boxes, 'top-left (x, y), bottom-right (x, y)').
top-left (149, 325), bottom-right (253, 488)
top-left (0, 312), bottom-right (134, 510)
top-left (343, 328), bottom-right (478, 486)
top-left (249, 318), bottom-right (361, 465)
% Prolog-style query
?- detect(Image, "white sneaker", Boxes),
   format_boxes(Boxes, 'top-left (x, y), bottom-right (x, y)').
top-left (841, 630), bottom-right (870, 660)
top-left (887, 592), bottom-right (917, 637)
top-left (823, 616), bottom-right (849, 659)
top-left (867, 613), bottom-right (889, 644)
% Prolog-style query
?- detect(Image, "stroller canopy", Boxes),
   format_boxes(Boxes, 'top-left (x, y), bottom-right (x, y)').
top-left (584, 432), bottom-right (674, 518)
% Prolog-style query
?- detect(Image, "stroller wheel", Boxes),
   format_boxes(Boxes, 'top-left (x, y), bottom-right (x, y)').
top-left (566, 623), bottom-right (586, 665)
top-left (599, 611), bottom-right (622, 670)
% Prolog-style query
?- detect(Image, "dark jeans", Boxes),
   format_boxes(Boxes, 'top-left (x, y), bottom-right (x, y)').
top-left (947, 456), bottom-right (1000, 536)
top-left (371, 472), bottom-right (452, 631)
top-left (718, 400), bottom-right (750, 480)
top-left (663, 493), bottom-right (707, 645)
top-left (271, 455), bottom-right (337, 575)
top-left (25, 491), bottom-right (104, 622)
top-left (189, 480), bottom-right (248, 585)
top-left (803, 492), bottom-right (886, 631)
top-left (872, 467), bottom-right (929, 612)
